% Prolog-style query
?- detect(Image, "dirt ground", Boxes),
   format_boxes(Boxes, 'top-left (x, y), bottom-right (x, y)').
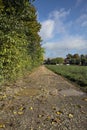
top-left (0, 66), bottom-right (87, 130)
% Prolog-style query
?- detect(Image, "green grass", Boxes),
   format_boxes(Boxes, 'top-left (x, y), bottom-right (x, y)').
top-left (46, 65), bottom-right (87, 92)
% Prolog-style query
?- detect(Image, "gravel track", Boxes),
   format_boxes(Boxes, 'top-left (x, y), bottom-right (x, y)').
top-left (0, 66), bottom-right (87, 130)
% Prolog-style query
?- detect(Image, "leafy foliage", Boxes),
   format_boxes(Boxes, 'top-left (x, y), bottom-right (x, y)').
top-left (65, 53), bottom-right (87, 65)
top-left (45, 54), bottom-right (87, 66)
top-left (0, 0), bottom-right (44, 84)
top-left (45, 57), bottom-right (64, 65)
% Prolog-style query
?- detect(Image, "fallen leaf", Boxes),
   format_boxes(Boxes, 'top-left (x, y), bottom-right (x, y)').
top-left (68, 113), bottom-right (73, 118)
top-left (83, 98), bottom-right (87, 101)
top-left (38, 126), bottom-right (41, 129)
top-left (18, 111), bottom-right (24, 115)
top-left (30, 128), bottom-right (33, 130)
top-left (0, 94), bottom-right (7, 100)
top-left (29, 107), bottom-right (33, 110)
top-left (52, 106), bottom-right (56, 110)
top-left (51, 121), bottom-right (55, 125)
top-left (51, 118), bottom-right (58, 125)
top-left (0, 124), bottom-right (5, 128)
top-left (56, 110), bottom-right (63, 115)
top-left (13, 111), bottom-right (17, 115)
top-left (45, 115), bottom-right (51, 121)
top-left (38, 115), bottom-right (42, 118)
top-left (55, 118), bottom-right (61, 123)
top-left (81, 110), bottom-right (85, 114)
top-left (47, 115), bottom-right (51, 119)
top-left (3, 94), bottom-right (7, 98)
top-left (19, 106), bottom-right (25, 111)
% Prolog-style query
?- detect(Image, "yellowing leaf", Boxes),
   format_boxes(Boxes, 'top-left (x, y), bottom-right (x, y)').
top-left (18, 111), bottom-right (23, 115)
top-left (56, 111), bottom-right (63, 115)
top-left (51, 118), bottom-right (58, 125)
top-left (51, 121), bottom-right (55, 125)
top-left (83, 98), bottom-right (87, 102)
top-left (38, 115), bottom-right (42, 118)
top-left (3, 94), bottom-right (7, 98)
top-left (69, 113), bottom-right (73, 118)
top-left (13, 111), bottom-right (17, 115)
top-left (47, 115), bottom-right (51, 119)
top-left (38, 126), bottom-right (41, 129)
top-left (30, 127), bottom-right (33, 130)
top-left (19, 106), bottom-right (24, 111)
top-left (0, 124), bottom-right (5, 128)
top-left (84, 98), bottom-right (87, 101)
top-left (52, 106), bottom-right (56, 110)
top-left (29, 107), bottom-right (33, 110)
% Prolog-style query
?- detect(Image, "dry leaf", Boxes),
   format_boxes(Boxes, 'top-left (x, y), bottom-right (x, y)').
top-left (13, 111), bottom-right (17, 115)
top-left (83, 98), bottom-right (87, 101)
top-left (18, 111), bottom-right (23, 115)
top-left (52, 106), bottom-right (56, 110)
top-left (56, 110), bottom-right (63, 115)
top-left (81, 110), bottom-right (85, 114)
top-left (0, 124), bottom-right (5, 128)
top-left (38, 126), bottom-right (41, 129)
top-left (51, 121), bottom-right (55, 125)
top-left (19, 106), bottom-right (25, 111)
top-left (69, 113), bottom-right (73, 118)
top-left (38, 115), bottom-right (42, 118)
top-left (3, 94), bottom-right (7, 98)
top-left (46, 115), bottom-right (51, 120)
top-left (29, 107), bottom-right (33, 110)
top-left (51, 118), bottom-right (59, 125)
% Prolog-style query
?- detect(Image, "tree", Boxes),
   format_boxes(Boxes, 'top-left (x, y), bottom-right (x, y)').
top-left (73, 54), bottom-right (79, 59)
top-left (0, 0), bottom-right (44, 84)
top-left (80, 54), bottom-right (87, 66)
top-left (66, 54), bottom-right (73, 59)
top-left (45, 57), bottom-right (64, 65)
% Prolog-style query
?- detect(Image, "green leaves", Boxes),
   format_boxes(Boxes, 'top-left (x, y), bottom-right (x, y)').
top-left (0, 0), bottom-right (44, 84)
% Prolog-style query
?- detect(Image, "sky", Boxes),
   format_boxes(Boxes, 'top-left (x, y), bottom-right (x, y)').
top-left (33, 0), bottom-right (87, 58)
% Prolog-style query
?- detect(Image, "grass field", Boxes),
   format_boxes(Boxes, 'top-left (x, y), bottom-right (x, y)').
top-left (46, 65), bottom-right (87, 92)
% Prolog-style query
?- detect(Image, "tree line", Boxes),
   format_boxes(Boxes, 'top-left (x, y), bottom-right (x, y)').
top-left (44, 53), bottom-right (87, 66)
top-left (65, 54), bottom-right (87, 65)
top-left (0, 0), bottom-right (44, 84)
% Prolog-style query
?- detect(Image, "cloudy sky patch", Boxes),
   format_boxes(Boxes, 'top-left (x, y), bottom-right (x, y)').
top-left (34, 0), bottom-right (87, 58)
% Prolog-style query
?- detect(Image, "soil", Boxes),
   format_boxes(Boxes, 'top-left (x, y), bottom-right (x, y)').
top-left (0, 66), bottom-right (87, 130)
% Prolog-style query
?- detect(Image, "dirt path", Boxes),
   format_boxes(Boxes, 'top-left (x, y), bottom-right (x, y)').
top-left (0, 66), bottom-right (87, 130)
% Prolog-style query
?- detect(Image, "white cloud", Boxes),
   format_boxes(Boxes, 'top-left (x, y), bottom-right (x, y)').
top-left (40, 8), bottom-right (87, 58)
top-left (49, 8), bottom-right (70, 20)
top-left (40, 20), bottom-right (55, 40)
top-left (50, 9), bottom-right (70, 34)
top-left (40, 9), bottom-right (70, 41)
top-left (43, 35), bottom-right (87, 57)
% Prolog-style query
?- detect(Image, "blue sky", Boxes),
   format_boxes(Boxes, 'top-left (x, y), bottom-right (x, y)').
top-left (34, 0), bottom-right (87, 58)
